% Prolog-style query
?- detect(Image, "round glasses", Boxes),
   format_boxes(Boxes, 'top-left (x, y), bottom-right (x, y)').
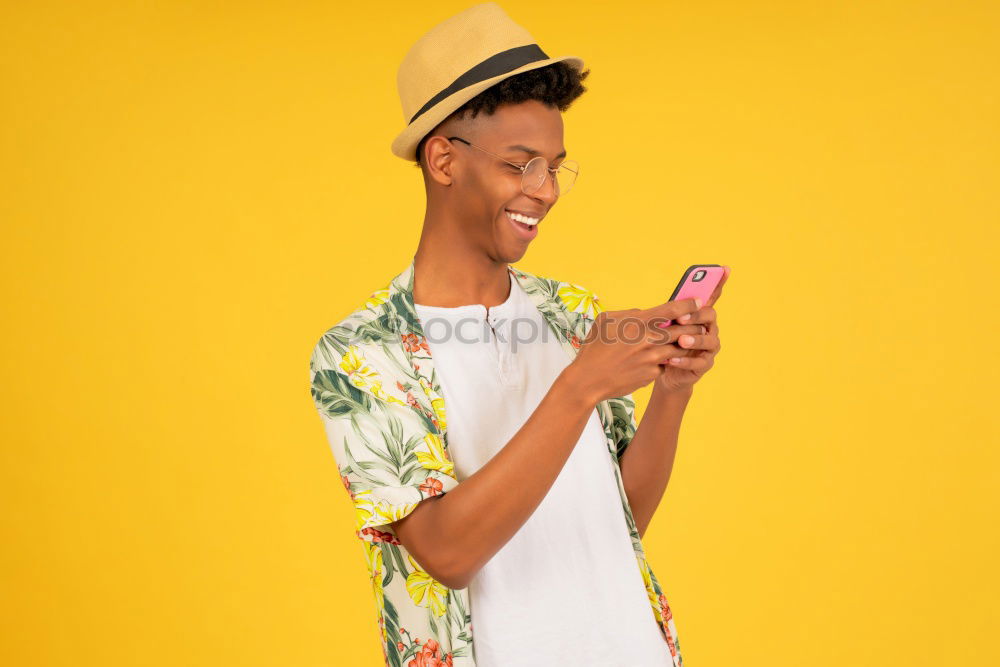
top-left (446, 136), bottom-right (579, 196)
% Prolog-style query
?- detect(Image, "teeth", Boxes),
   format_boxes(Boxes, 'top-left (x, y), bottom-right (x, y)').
top-left (507, 211), bottom-right (539, 225)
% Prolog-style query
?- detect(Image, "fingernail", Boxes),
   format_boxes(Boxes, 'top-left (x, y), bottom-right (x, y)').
top-left (695, 298), bottom-right (703, 309)
top-left (677, 314), bottom-right (690, 323)
top-left (680, 335), bottom-right (695, 346)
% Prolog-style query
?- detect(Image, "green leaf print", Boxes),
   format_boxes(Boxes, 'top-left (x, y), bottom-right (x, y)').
top-left (368, 438), bottom-right (404, 472)
top-left (381, 542), bottom-right (395, 588)
top-left (350, 316), bottom-right (404, 346)
top-left (338, 433), bottom-right (389, 489)
top-left (310, 330), bottom-right (349, 364)
top-left (375, 427), bottom-right (407, 477)
top-left (446, 590), bottom-right (464, 629)
top-left (384, 411), bottom-right (406, 454)
top-left (382, 596), bottom-right (403, 667)
top-left (389, 544), bottom-right (410, 579)
top-left (311, 369), bottom-right (372, 417)
top-left (387, 292), bottom-right (421, 333)
top-left (397, 462), bottom-right (424, 485)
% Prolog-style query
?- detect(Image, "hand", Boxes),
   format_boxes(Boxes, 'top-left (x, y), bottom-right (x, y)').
top-left (655, 265), bottom-right (730, 393)
top-left (569, 296), bottom-right (703, 406)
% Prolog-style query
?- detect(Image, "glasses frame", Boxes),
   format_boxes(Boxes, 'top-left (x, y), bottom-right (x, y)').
top-left (445, 136), bottom-right (578, 196)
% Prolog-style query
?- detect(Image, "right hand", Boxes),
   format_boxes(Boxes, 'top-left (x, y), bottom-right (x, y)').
top-left (568, 297), bottom-right (704, 405)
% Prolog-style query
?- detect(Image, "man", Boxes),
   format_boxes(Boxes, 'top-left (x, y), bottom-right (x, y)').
top-left (308, 4), bottom-right (727, 666)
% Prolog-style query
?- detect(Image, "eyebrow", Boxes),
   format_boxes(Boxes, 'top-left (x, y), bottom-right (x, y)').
top-left (506, 144), bottom-right (568, 159)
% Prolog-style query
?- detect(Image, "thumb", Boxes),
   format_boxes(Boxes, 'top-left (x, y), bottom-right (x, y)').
top-left (644, 296), bottom-right (701, 328)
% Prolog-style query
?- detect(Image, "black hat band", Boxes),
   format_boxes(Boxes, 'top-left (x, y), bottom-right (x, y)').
top-left (408, 44), bottom-right (550, 125)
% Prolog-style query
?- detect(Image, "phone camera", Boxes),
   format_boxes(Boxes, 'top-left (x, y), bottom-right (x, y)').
top-left (692, 270), bottom-right (706, 282)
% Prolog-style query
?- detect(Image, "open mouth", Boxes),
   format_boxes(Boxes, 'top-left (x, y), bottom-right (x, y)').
top-left (506, 210), bottom-right (540, 238)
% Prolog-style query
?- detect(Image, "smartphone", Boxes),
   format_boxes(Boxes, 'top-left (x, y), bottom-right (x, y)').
top-left (661, 264), bottom-right (727, 326)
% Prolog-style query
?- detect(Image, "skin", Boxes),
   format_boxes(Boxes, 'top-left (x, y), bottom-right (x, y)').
top-left (411, 99), bottom-right (565, 308)
top-left (391, 99), bottom-right (729, 588)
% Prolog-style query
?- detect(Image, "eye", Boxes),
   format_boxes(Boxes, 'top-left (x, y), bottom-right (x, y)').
top-left (509, 163), bottom-right (561, 173)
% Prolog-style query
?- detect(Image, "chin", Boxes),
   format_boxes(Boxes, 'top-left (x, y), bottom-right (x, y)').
top-left (488, 232), bottom-right (521, 264)
top-left (506, 247), bottom-right (529, 263)
top-left (508, 232), bottom-right (535, 260)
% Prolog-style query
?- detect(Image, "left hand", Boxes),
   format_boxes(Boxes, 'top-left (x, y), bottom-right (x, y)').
top-left (656, 265), bottom-right (730, 393)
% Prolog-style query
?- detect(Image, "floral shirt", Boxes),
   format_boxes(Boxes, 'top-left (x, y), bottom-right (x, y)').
top-left (308, 258), bottom-right (684, 667)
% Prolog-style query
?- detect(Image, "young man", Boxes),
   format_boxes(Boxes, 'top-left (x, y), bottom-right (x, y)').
top-left (309, 4), bottom-right (727, 666)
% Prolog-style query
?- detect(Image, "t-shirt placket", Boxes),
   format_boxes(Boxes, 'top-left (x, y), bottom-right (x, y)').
top-left (486, 310), bottom-right (520, 387)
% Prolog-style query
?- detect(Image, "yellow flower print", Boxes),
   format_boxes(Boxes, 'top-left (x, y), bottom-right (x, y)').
top-left (415, 433), bottom-right (455, 478)
top-left (369, 380), bottom-right (408, 406)
top-left (405, 554), bottom-right (448, 617)
top-left (558, 284), bottom-right (601, 319)
top-left (371, 498), bottom-right (420, 527)
top-left (339, 345), bottom-right (379, 388)
top-left (636, 554), bottom-right (664, 624)
top-left (352, 489), bottom-right (375, 532)
top-left (417, 376), bottom-right (448, 431)
top-left (365, 288), bottom-right (390, 309)
top-left (340, 346), bottom-right (407, 405)
top-left (429, 397), bottom-right (447, 429)
top-left (363, 541), bottom-right (386, 640)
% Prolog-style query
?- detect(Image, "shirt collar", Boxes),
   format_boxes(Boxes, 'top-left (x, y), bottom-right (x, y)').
top-left (386, 256), bottom-right (561, 337)
top-left (383, 256), bottom-right (581, 438)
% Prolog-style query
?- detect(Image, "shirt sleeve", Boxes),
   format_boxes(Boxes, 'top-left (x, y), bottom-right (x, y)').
top-left (310, 343), bottom-right (459, 542)
top-left (608, 393), bottom-right (639, 462)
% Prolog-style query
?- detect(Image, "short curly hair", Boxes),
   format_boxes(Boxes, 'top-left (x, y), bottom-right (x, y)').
top-left (413, 61), bottom-right (590, 168)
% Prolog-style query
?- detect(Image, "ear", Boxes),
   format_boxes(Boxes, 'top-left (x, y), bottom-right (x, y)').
top-left (423, 135), bottom-right (455, 187)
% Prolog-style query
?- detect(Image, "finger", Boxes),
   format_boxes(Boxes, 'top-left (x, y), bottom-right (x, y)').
top-left (653, 344), bottom-right (692, 365)
top-left (665, 355), bottom-right (714, 371)
top-left (647, 323), bottom-right (705, 345)
top-left (647, 297), bottom-right (700, 329)
top-left (705, 266), bottom-right (730, 308)
top-left (676, 305), bottom-right (716, 327)
top-left (676, 332), bottom-right (720, 352)
top-left (645, 327), bottom-right (674, 347)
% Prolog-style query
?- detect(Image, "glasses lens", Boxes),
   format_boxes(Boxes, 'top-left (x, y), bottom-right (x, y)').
top-left (521, 157), bottom-right (548, 195)
top-left (557, 160), bottom-right (578, 195)
top-left (521, 157), bottom-right (579, 196)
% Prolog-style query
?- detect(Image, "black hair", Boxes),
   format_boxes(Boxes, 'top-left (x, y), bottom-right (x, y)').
top-left (413, 61), bottom-right (590, 168)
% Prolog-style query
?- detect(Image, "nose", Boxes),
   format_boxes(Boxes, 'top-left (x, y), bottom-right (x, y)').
top-left (529, 168), bottom-right (559, 206)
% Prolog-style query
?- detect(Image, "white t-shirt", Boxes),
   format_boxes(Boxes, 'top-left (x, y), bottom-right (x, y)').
top-left (414, 270), bottom-right (671, 667)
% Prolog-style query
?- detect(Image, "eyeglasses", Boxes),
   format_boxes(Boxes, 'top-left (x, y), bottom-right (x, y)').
top-left (446, 136), bottom-right (579, 196)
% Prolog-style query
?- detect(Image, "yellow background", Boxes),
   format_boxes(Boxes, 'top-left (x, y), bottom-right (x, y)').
top-left (2, 1), bottom-right (997, 665)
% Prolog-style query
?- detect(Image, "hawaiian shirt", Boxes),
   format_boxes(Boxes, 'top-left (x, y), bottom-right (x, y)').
top-left (308, 258), bottom-right (684, 667)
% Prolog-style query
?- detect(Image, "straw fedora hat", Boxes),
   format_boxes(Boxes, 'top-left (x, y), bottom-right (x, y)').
top-left (391, 2), bottom-right (585, 162)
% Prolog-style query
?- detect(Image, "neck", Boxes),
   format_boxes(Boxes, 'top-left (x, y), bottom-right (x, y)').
top-left (412, 217), bottom-right (512, 308)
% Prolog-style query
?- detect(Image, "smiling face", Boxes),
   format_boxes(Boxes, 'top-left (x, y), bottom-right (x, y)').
top-left (421, 99), bottom-right (568, 264)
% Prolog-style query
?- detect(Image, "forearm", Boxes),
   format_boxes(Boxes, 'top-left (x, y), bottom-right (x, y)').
top-left (619, 383), bottom-right (693, 538)
top-left (430, 363), bottom-right (596, 587)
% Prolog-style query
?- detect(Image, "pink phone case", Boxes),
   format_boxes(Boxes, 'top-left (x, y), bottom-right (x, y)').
top-left (661, 264), bottom-right (726, 326)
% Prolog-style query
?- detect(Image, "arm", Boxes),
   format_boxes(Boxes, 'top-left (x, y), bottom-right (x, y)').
top-left (618, 276), bottom-right (727, 539)
top-left (395, 295), bottom-right (706, 586)
top-left (391, 362), bottom-right (595, 589)
top-left (323, 296), bottom-right (705, 589)
top-left (618, 382), bottom-right (694, 539)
